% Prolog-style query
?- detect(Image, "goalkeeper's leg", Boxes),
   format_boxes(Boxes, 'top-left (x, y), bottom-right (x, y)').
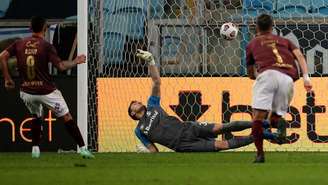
top-left (215, 120), bottom-right (269, 134)
top-left (193, 120), bottom-right (272, 139)
top-left (215, 132), bottom-right (278, 151)
top-left (217, 121), bottom-right (252, 134)
top-left (175, 137), bottom-right (254, 152)
top-left (215, 136), bottom-right (253, 150)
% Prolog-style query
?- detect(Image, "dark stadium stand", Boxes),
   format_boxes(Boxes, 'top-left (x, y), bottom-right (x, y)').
top-left (311, 0), bottom-right (328, 16)
top-left (104, 0), bottom-right (146, 64)
top-left (109, 10), bottom-right (145, 40)
top-left (243, 0), bottom-right (273, 17)
top-left (149, 0), bottom-right (164, 19)
top-left (0, 0), bottom-right (11, 18)
top-left (241, 0), bottom-right (328, 17)
top-left (103, 0), bottom-right (116, 14)
top-left (275, 0), bottom-right (311, 16)
top-left (3, 0), bottom-right (76, 19)
top-left (105, 0), bottom-right (146, 40)
top-left (104, 32), bottom-right (126, 64)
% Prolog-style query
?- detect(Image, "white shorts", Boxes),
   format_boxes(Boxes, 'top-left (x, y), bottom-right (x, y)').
top-left (252, 70), bottom-right (294, 116)
top-left (20, 89), bottom-right (69, 118)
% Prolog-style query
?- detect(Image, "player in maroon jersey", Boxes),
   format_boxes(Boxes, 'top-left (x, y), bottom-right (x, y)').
top-left (246, 14), bottom-right (312, 163)
top-left (0, 16), bottom-right (94, 158)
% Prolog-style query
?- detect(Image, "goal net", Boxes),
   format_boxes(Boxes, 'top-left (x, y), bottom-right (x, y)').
top-left (86, 0), bottom-right (328, 152)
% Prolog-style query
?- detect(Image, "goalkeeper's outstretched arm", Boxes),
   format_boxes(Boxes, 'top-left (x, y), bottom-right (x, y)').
top-left (136, 49), bottom-right (161, 97)
top-left (135, 128), bottom-right (159, 153)
top-left (136, 143), bottom-right (159, 153)
top-left (147, 144), bottom-right (159, 153)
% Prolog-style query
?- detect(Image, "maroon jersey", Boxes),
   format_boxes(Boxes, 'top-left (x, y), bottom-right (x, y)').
top-left (6, 35), bottom-right (62, 95)
top-left (246, 33), bottom-right (299, 81)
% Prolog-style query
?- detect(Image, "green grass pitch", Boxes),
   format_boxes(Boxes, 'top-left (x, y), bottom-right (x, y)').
top-left (1, 152), bottom-right (328, 185)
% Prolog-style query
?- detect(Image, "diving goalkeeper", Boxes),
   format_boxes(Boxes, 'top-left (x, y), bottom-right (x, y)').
top-left (129, 50), bottom-right (273, 153)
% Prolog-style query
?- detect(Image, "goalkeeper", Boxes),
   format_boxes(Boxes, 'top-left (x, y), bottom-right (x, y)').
top-left (129, 50), bottom-right (273, 153)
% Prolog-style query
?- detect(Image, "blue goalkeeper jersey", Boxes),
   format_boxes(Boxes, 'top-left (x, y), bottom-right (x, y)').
top-left (135, 96), bottom-right (184, 150)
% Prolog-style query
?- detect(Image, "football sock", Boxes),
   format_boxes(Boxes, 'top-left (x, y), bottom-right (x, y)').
top-left (252, 120), bottom-right (264, 156)
top-left (32, 116), bottom-right (42, 146)
top-left (220, 121), bottom-right (252, 133)
top-left (227, 136), bottom-right (253, 149)
top-left (64, 119), bottom-right (85, 147)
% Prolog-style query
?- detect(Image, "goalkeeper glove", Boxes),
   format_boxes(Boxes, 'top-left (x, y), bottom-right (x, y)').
top-left (136, 49), bottom-right (155, 65)
top-left (136, 144), bottom-right (150, 153)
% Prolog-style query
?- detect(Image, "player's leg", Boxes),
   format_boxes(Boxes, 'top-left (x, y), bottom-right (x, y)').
top-left (252, 109), bottom-right (268, 162)
top-left (20, 92), bottom-right (43, 158)
top-left (251, 70), bottom-right (277, 163)
top-left (215, 121), bottom-right (252, 134)
top-left (271, 72), bottom-right (294, 142)
top-left (186, 121), bottom-right (217, 138)
top-left (31, 114), bottom-right (43, 158)
top-left (188, 121), bottom-right (253, 139)
top-left (175, 138), bottom-right (217, 152)
top-left (215, 136), bottom-right (254, 150)
top-left (41, 89), bottom-right (94, 158)
top-left (175, 126), bottom-right (275, 152)
top-left (175, 136), bottom-right (254, 152)
top-left (60, 113), bottom-right (85, 148)
top-left (175, 124), bottom-right (217, 152)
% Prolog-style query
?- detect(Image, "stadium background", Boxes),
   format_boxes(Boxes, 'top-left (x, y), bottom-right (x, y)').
top-left (1, 0), bottom-right (328, 152)
top-left (1, 1), bottom-right (328, 185)
top-left (88, 0), bottom-right (328, 152)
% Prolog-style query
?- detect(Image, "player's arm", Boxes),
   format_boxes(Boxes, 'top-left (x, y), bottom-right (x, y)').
top-left (56, 55), bottom-right (86, 71)
top-left (0, 50), bottom-right (12, 80)
top-left (48, 44), bottom-right (86, 71)
top-left (137, 143), bottom-right (159, 153)
top-left (136, 49), bottom-right (161, 97)
top-left (292, 48), bottom-right (312, 92)
top-left (246, 44), bottom-right (256, 80)
top-left (0, 50), bottom-right (15, 90)
top-left (135, 128), bottom-right (159, 153)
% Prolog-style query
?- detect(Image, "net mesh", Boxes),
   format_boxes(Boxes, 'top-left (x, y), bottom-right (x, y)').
top-left (87, 0), bottom-right (328, 152)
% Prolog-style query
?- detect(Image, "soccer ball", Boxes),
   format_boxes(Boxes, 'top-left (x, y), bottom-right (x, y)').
top-left (220, 22), bottom-right (239, 40)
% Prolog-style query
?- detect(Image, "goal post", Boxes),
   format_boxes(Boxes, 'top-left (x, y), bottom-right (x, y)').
top-left (85, 0), bottom-right (328, 152)
top-left (77, 0), bottom-right (88, 149)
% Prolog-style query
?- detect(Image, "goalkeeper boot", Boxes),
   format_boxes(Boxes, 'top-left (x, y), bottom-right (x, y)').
top-left (32, 146), bottom-right (40, 158)
top-left (79, 147), bottom-right (95, 159)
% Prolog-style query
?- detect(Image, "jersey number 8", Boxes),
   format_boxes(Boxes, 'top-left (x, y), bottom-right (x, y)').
top-left (26, 55), bottom-right (36, 80)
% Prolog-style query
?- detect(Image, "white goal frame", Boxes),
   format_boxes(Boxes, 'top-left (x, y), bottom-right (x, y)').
top-left (77, 0), bottom-right (88, 148)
